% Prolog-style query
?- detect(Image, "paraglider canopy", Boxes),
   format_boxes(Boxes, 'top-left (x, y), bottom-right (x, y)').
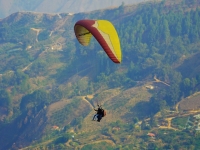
top-left (74, 19), bottom-right (122, 63)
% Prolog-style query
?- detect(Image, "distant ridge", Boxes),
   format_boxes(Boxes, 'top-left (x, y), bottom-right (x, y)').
top-left (0, 0), bottom-right (146, 18)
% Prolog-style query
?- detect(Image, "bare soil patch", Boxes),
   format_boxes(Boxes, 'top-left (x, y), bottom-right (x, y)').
top-left (179, 92), bottom-right (200, 111)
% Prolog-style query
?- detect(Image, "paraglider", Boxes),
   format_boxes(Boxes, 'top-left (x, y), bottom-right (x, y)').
top-left (92, 104), bottom-right (106, 122)
top-left (74, 19), bottom-right (122, 63)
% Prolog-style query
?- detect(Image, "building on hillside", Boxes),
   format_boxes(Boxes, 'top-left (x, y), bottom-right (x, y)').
top-left (145, 85), bottom-right (154, 90)
top-left (194, 114), bottom-right (200, 120)
top-left (147, 133), bottom-right (155, 137)
top-left (52, 125), bottom-right (60, 130)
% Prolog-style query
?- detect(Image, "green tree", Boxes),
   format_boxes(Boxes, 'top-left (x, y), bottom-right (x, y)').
top-left (0, 89), bottom-right (12, 111)
top-left (163, 19), bottom-right (170, 45)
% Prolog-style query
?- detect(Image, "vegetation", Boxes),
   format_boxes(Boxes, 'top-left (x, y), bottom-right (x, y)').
top-left (0, 0), bottom-right (200, 149)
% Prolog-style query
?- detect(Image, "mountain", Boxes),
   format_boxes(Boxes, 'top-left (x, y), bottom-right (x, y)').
top-left (0, 0), bottom-right (200, 149)
top-left (0, 0), bottom-right (145, 18)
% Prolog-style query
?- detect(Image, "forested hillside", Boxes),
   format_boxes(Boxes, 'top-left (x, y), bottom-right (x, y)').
top-left (0, 0), bottom-right (200, 149)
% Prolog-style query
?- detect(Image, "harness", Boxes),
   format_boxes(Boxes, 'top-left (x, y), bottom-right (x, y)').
top-left (96, 104), bottom-right (106, 117)
top-left (102, 109), bottom-right (106, 117)
top-left (98, 108), bottom-right (106, 117)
